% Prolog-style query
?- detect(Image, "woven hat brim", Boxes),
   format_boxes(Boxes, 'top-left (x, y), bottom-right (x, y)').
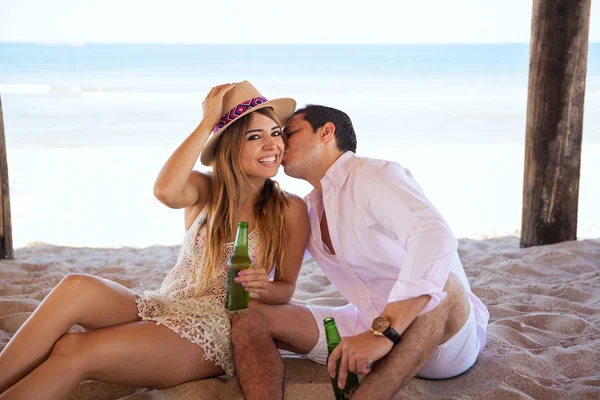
top-left (200, 97), bottom-right (296, 166)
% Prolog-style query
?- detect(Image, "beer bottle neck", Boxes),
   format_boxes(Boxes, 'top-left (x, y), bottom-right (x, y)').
top-left (324, 323), bottom-right (342, 351)
top-left (233, 223), bottom-right (249, 257)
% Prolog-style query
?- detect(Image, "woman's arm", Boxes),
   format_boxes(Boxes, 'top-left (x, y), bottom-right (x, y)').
top-left (238, 195), bottom-right (310, 304)
top-left (153, 83), bottom-right (235, 210)
top-left (153, 125), bottom-right (211, 210)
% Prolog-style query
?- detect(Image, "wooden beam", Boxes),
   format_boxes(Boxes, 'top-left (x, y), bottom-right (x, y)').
top-left (0, 93), bottom-right (14, 259)
top-left (521, 0), bottom-right (591, 248)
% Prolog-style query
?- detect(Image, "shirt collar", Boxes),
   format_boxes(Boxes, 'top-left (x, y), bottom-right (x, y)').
top-left (305, 188), bottom-right (321, 213)
top-left (322, 151), bottom-right (355, 189)
top-left (304, 151), bottom-right (355, 211)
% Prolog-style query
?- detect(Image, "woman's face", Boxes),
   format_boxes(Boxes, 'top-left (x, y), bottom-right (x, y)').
top-left (239, 112), bottom-right (284, 183)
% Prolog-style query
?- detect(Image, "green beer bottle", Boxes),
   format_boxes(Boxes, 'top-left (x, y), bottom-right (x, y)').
top-left (324, 317), bottom-right (360, 399)
top-left (225, 222), bottom-right (253, 311)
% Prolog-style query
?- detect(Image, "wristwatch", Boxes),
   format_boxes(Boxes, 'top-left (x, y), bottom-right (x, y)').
top-left (369, 315), bottom-right (401, 345)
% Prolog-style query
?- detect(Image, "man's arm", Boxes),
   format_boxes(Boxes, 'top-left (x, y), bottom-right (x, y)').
top-left (328, 295), bottom-right (430, 388)
top-left (381, 295), bottom-right (431, 335)
top-left (329, 161), bottom-right (458, 387)
top-left (367, 162), bottom-right (457, 313)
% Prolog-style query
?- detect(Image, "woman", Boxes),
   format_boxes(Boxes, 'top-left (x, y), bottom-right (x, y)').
top-left (0, 81), bottom-right (310, 398)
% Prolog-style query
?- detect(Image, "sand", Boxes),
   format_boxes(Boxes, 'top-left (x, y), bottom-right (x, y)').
top-left (1, 237), bottom-right (599, 399)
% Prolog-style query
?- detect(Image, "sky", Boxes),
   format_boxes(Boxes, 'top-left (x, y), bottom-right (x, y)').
top-left (0, 0), bottom-right (598, 44)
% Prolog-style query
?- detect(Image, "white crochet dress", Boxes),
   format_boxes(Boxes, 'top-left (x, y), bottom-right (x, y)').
top-left (136, 206), bottom-right (262, 378)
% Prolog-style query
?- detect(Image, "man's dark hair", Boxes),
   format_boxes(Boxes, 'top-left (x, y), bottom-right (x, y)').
top-left (293, 105), bottom-right (357, 153)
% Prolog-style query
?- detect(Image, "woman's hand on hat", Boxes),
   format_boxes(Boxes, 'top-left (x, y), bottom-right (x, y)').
top-left (201, 83), bottom-right (236, 128)
top-left (235, 267), bottom-right (269, 301)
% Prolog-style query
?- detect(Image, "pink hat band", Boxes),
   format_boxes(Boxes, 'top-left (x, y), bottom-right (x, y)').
top-left (212, 96), bottom-right (268, 134)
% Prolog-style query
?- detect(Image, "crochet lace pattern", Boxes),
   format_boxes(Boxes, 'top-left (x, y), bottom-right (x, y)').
top-left (136, 207), bottom-right (261, 378)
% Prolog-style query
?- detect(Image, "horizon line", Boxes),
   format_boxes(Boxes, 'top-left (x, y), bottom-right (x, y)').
top-left (2, 40), bottom-right (598, 46)
top-left (0, 40), bottom-right (544, 46)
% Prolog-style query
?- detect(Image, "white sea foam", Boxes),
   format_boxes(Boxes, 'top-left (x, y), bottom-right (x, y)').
top-left (0, 84), bottom-right (52, 94)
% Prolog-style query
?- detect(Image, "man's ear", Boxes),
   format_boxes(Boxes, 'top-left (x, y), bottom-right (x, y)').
top-left (319, 122), bottom-right (336, 143)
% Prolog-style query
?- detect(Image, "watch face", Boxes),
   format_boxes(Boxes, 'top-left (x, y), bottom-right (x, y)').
top-left (372, 316), bottom-right (389, 333)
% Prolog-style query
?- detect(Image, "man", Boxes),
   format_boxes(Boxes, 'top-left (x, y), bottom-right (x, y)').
top-left (232, 105), bottom-right (489, 400)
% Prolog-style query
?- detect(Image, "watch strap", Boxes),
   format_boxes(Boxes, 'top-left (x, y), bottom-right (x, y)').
top-left (383, 326), bottom-right (401, 345)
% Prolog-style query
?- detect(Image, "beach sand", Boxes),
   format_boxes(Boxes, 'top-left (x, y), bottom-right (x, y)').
top-left (1, 237), bottom-right (599, 399)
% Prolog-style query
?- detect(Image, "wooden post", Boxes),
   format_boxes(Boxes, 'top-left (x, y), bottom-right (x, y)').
top-left (521, 0), bottom-right (591, 248)
top-left (0, 93), bottom-right (14, 259)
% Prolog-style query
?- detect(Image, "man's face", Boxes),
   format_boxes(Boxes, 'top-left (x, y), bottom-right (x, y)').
top-left (282, 113), bottom-right (322, 179)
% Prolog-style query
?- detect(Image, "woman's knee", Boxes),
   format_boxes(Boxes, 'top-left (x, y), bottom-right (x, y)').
top-left (56, 274), bottom-right (117, 305)
top-left (56, 273), bottom-right (98, 295)
top-left (49, 333), bottom-right (89, 373)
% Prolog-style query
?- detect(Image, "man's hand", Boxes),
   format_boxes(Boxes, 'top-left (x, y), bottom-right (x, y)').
top-left (328, 331), bottom-right (394, 389)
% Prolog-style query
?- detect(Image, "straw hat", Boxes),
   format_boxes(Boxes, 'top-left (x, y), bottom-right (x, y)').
top-left (200, 80), bottom-right (296, 166)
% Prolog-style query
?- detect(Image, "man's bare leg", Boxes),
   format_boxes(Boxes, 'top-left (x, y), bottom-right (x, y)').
top-left (353, 273), bottom-right (471, 400)
top-left (232, 301), bottom-right (319, 400)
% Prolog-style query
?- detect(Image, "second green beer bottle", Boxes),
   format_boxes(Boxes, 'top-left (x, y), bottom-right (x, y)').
top-left (225, 221), bottom-right (253, 311)
top-left (324, 317), bottom-right (360, 399)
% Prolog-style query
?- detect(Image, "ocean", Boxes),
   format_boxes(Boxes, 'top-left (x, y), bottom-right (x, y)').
top-left (0, 43), bottom-right (598, 247)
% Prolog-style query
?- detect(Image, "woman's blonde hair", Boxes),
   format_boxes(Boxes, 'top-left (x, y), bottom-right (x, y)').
top-left (196, 107), bottom-right (289, 293)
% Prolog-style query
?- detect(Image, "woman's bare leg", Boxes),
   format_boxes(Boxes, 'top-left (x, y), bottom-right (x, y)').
top-left (0, 273), bottom-right (140, 392)
top-left (0, 321), bottom-right (224, 400)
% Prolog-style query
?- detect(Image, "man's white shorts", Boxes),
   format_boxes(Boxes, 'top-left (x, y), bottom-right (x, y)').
top-left (304, 302), bottom-right (480, 379)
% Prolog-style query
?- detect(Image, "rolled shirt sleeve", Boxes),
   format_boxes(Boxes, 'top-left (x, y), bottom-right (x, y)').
top-left (366, 162), bottom-right (458, 314)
